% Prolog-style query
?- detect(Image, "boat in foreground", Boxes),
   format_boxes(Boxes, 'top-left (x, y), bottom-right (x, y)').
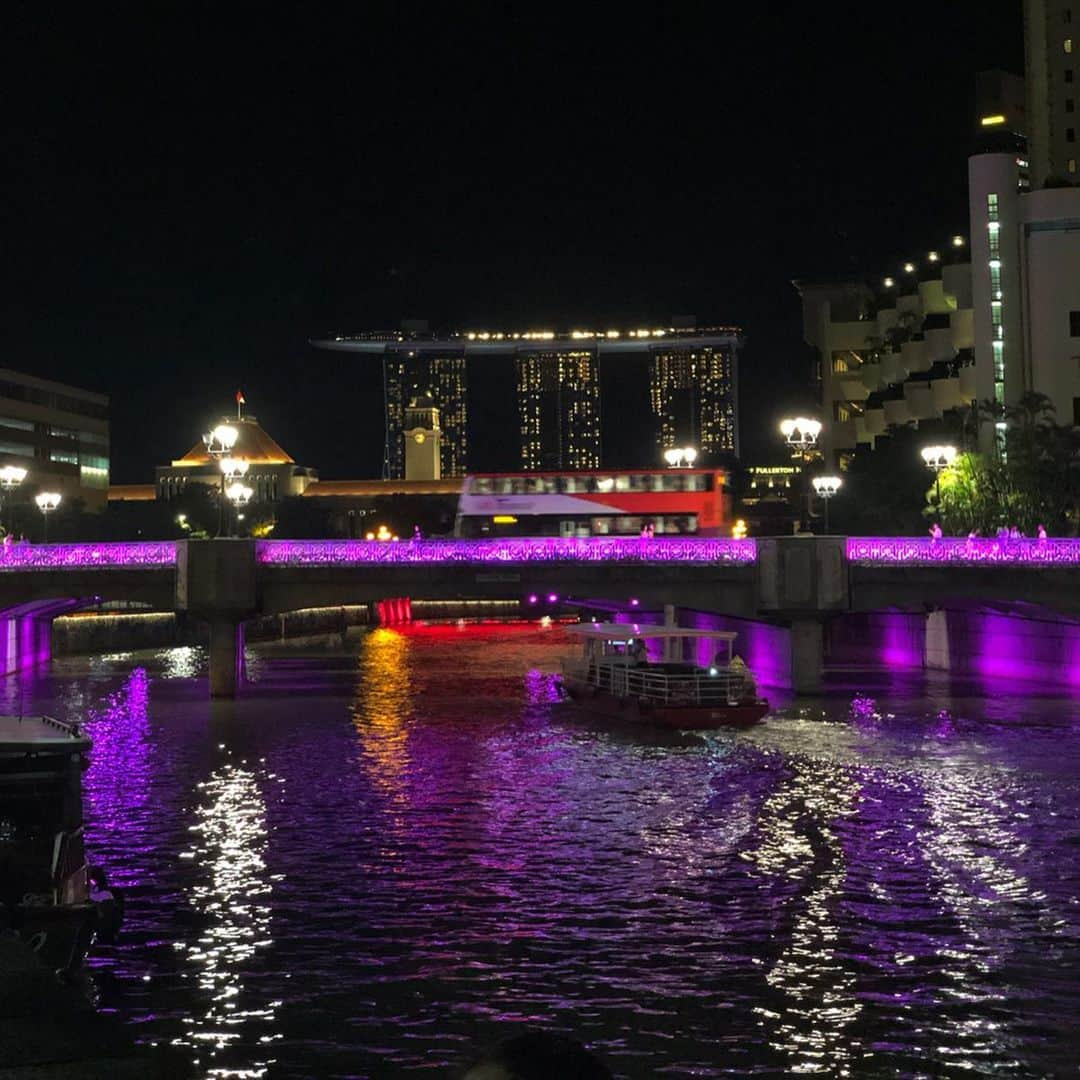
top-left (0, 714), bottom-right (103, 974)
top-left (559, 622), bottom-right (769, 729)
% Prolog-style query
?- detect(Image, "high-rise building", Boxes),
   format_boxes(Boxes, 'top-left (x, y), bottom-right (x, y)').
top-left (1024, 0), bottom-right (1078, 185)
top-left (797, 2), bottom-right (1080, 464)
top-left (649, 339), bottom-right (739, 459)
top-left (313, 324), bottom-right (743, 473)
top-left (516, 348), bottom-right (601, 470)
top-left (385, 347), bottom-right (468, 480)
top-left (0, 369), bottom-right (110, 511)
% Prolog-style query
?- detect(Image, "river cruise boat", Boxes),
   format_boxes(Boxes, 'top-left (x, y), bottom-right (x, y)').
top-left (559, 622), bottom-right (769, 729)
top-left (0, 714), bottom-right (101, 974)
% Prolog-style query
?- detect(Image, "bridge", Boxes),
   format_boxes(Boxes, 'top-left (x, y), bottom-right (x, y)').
top-left (2, 535), bottom-right (1079, 695)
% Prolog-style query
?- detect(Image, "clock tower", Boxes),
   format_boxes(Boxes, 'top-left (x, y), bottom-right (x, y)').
top-left (403, 394), bottom-right (442, 481)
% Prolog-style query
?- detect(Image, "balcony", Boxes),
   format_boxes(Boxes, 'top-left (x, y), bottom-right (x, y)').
top-left (880, 350), bottom-right (908, 384)
top-left (834, 369), bottom-right (870, 401)
top-left (923, 325), bottom-right (956, 365)
top-left (860, 360), bottom-right (882, 391)
top-left (882, 385), bottom-right (910, 425)
top-left (903, 374), bottom-right (937, 419)
top-left (901, 337), bottom-right (930, 374)
top-left (950, 308), bottom-right (975, 350)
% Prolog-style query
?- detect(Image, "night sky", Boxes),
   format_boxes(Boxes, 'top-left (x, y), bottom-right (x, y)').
top-left (6, 4), bottom-right (1023, 482)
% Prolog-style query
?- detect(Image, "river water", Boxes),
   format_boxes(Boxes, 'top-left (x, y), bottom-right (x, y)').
top-left (8, 622), bottom-right (1080, 1078)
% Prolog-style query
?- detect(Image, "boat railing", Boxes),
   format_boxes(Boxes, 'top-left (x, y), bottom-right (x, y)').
top-left (562, 658), bottom-right (745, 705)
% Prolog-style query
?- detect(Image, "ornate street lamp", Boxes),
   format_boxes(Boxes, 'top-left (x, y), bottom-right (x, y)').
top-left (663, 446), bottom-right (699, 468)
top-left (811, 475), bottom-right (842, 534)
top-left (226, 481), bottom-right (253, 537)
top-left (0, 464), bottom-right (28, 536)
top-left (780, 418), bottom-right (822, 532)
top-left (35, 491), bottom-right (62, 543)
top-left (779, 417), bottom-right (822, 459)
top-left (921, 444), bottom-right (957, 508)
top-left (202, 424), bottom-right (239, 537)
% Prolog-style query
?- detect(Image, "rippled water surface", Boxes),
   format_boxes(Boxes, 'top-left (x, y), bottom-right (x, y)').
top-left (9, 624), bottom-right (1080, 1077)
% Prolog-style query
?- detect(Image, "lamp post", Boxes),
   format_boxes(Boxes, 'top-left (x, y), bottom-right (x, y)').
top-left (811, 475), bottom-right (842, 534)
top-left (0, 464), bottom-right (28, 536)
top-left (780, 417), bottom-right (822, 532)
top-left (35, 491), bottom-right (62, 542)
top-left (226, 482), bottom-right (253, 536)
top-left (221, 458), bottom-right (250, 536)
top-left (202, 424), bottom-right (239, 537)
top-left (663, 446), bottom-right (699, 468)
top-left (921, 444), bottom-right (957, 511)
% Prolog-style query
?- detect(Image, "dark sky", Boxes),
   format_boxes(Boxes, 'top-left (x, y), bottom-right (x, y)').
top-left (5, 3), bottom-right (1024, 481)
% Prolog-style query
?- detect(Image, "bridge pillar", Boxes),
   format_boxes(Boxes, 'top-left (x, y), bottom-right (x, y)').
top-left (175, 540), bottom-right (257, 698)
top-left (790, 618), bottom-right (824, 694)
top-left (209, 620), bottom-right (244, 698)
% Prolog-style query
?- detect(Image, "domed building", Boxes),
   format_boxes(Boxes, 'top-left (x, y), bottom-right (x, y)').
top-left (153, 412), bottom-right (318, 503)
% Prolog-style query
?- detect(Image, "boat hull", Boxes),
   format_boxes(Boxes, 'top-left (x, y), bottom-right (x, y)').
top-left (562, 681), bottom-right (768, 730)
top-left (16, 903), bottom-right (97, 974)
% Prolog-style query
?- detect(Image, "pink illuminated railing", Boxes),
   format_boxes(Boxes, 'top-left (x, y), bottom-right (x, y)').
top-left (255, 537), bottom-right (758, 566)
top-left (0, 541), bottom-right (177, 571)
top-left (847, 536), bottom-right (1080, 565)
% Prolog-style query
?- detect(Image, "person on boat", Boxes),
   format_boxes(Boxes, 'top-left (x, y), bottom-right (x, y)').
top-left (1038, 524), bottom-right (1048, 542)
top-left (729, 655), bottom-right (757, 702)
top-left (629, 638), bottom-right (648, 666)
top-left (88, 866), bottom-right (124, 943)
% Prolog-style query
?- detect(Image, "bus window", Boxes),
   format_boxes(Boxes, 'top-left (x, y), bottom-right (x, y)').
top-left (561, 475), bottom-right (582, 493)
top-left (474, 477), bottom-right (493, 494)
top-left (595, 476), bottom-right (615, 493)
top-left (685, 473), bottom-right (705, 491)
top-left (614, 474), bottom-right (631, 492)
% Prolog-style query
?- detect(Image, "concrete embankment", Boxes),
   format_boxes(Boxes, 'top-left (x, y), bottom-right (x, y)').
top-left (52, 600), bottom-right (524, 656)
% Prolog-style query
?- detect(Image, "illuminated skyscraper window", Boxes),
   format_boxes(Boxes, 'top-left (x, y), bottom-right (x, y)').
top-left (648, 341), bottom-right (740, 459)
top-left (516, 349), bottom-right (601, 470)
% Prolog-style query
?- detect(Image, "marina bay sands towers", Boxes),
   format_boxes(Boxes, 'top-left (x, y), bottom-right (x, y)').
top-left (313, 324), bottom-right (742, 478)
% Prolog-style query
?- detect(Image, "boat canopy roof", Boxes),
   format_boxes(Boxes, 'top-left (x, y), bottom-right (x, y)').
top-left (567, 622), bottom-right (738, 643)
top-left (0, 715), bottom-right (89, 754)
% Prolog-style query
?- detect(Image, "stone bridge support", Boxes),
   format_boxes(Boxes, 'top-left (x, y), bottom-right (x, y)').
top-left (757, 536), bottom-right (848, 694)
top-left (176, 540), bottom-right (257, 698)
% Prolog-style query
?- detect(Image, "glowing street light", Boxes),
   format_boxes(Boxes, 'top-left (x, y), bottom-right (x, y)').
top-left (779, 417), bottom-right (821, 458)
top-left (201, 422), bottom-right (240, 537)
top-left (0, 464), bottom-right (27, 536)
top-left (35, 491), bottom-right (62, 542)
top-left (811, 475), bottom-right (842, 534)
top-left (921, 443), bottom-right (957, 507)
top-left (663, 446), bottom-right (699, 468)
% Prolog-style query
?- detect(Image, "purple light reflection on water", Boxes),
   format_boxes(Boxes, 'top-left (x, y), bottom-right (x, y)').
top-left (19, 631), bottom-right (1080, 1076)
top-left (82, 668), bottom-right (153, 890)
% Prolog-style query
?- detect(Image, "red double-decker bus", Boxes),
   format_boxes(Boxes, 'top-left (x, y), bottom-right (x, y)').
top-left (454, 469), bottom-right (733, 538)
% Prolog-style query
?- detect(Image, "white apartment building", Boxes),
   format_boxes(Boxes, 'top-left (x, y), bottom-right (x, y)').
top-left (798, 0), bottom-right (1080, 465)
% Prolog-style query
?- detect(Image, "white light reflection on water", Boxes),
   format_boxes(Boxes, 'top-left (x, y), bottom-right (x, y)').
top-left (738, 726), bottom-right (862, 1076)
top-left (177, 756), bottom-right (279, 1078)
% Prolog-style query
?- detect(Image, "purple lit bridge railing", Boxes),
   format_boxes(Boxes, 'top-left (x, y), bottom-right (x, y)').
top-left (255, 537), bottom-right (758, 565)
top-left (0, 541), bottom-right (178, 572)
top-left (847, 536), bottom-right (1080, 566)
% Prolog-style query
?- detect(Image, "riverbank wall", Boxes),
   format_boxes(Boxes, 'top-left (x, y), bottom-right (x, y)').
top-left (51, 600), bottom-right (524, 656)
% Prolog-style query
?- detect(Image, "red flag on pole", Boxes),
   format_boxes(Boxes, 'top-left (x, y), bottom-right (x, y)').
top-left (236, 391), bottom-right (246, 405)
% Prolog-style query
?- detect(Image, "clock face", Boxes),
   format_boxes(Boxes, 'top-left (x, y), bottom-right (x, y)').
top-left (413, 431), bottom-right (425, 444)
